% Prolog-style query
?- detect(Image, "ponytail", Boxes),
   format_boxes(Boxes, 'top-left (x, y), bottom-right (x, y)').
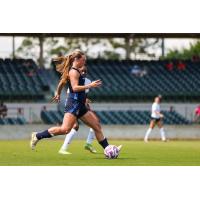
top-left (53, 50), bottom-right (85, 85)
top-left (53, 55), bottom-right (72, 84)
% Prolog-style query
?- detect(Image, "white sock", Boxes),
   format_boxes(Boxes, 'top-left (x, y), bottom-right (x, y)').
top-left (160, 127), bottom-right (166, 141)
top-left (86, 128), bottom-right (95, 144)
top-left (144, 128), bottom-right (152, 140)
top-left (60, 128), bottom-right (77, 151)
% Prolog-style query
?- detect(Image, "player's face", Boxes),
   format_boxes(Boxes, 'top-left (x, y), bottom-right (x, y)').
top-left (77, 55), bottom-right (86, 67)
top-left (155, 97), bottom-right (160, 103)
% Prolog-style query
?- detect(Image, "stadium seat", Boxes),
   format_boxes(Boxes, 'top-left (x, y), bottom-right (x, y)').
top-left (41, 109), bottom-right (190, 125)
top-left (0, 58), bottom-right (49, 101)
top-left (0, 117), bottom-right (27, 125)
top-left (86, 59), bottom-right (200, 102)
top-left (2, 58), bottom-right (200, 102)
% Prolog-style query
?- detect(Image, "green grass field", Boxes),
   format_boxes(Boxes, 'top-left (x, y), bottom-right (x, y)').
top-left (0, 140), bottom-right (200, 166)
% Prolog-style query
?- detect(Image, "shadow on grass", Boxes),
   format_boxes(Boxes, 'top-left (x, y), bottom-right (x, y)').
top-left (91, 157), bottom-right (137, 160)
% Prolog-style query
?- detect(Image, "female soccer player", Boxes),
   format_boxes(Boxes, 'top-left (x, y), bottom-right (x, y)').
top-left (144, 95), bottom-right (167, 142)
top-left (58, 65), bottom-right (97, 154)
top-left (30, 50), bottom-right (121, 154)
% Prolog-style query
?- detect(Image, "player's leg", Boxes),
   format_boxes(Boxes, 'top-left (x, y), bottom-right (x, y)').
top-left (59, 121), bottom-right (79, 154)
top-left (144, 120), bottom-right (156, 142)
top-left (84, 111), bottom-right (98, 153)
top-left (80, 111), bottom-right (122, 151)
top-left (84, 128), bottom-right (97, 153)
top-left (80, 111), bottom-right (105, 144)
top-left (30, 113), bottom-right (77, 150)
top-left (157, 120), bottom-right (166, 141)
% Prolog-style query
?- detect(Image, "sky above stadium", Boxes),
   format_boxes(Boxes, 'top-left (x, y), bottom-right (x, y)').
top-left (0, 36), bottom-right (196, 59)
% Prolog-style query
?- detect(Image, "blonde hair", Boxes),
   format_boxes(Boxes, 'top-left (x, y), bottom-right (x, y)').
top-left (53, 50), bottom-right (85, 84)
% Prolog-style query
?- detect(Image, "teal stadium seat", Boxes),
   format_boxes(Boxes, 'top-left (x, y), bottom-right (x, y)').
top-left (86, 59), bottom-right (200, 102)
top-left (0, 59), bottom-right (49, 101)
top-left (41, 110), bottom-right (190, 125)
top-left (0, 117), bottom-right (26, 125)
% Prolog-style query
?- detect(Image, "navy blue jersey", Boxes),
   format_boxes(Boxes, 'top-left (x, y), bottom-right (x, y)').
top-left (68, 67), bottom-right (86, 103)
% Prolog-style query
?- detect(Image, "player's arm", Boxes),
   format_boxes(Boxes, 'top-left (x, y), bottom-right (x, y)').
top-left (154, 111), bottom-right (164, 118)
top-left (69, 70), bottom-right (102, 92)
top-left (52, 80), bottom-right (65, 102)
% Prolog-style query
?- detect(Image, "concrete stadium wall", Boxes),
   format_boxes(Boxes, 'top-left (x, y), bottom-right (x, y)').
top-left (0, 125), bottom-right (200, 140)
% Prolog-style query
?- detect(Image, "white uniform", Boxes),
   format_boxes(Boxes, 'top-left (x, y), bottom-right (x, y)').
top-left (67, 77), bottom-right (91, 94)
top-left (84, 78), bottom-right (92, 93)
top-left (151, 102), bottom-right (160, 119)
top-left (144, 101), bottom-right (166, 142)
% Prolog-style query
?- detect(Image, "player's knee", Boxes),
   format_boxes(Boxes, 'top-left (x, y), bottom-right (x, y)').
top-left (60, 127), bottom-right (71, 134)
top-left (73, 123), bottom-right (79, 131)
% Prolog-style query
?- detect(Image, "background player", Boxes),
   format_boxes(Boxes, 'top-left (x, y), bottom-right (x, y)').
top-left (144, 95), bottom-right (167, 142)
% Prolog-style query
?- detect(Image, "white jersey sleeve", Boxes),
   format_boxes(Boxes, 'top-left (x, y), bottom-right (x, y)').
top-left (85, 78), bottom-right (92, 93)
top-left (151, 102), bottom-right (160, 118)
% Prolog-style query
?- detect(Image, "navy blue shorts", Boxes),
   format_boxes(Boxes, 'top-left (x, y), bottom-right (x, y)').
top-left (64, 98), bottom-right (88, 118)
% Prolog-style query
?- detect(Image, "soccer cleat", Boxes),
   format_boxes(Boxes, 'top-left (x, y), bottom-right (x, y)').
top-left (117, 145), bottom-right (122, 151)
top-left (30, 132), bottom-right (39, 150)
top-left (84, 143), bottom-right (97, 153)
top-left (58, 149), bottom-right (72, 155)
top-left (144, 138), bottom-right (148, 143)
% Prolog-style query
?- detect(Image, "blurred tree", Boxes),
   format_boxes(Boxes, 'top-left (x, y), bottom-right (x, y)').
top-left (164, 40), bottom-right (200, 60)
top-left (15, 37), bottom-right (60, 67)
top-left (15, 37), bottom-right (161, 66)
top-left (104, 38), bottom-right (160, 59)
top-left (16, 37), bottom-right (39, 59)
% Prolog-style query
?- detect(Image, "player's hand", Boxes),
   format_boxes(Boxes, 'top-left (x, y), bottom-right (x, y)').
top-left (160, 114), bottom-right (164, 118)
top-left (90, 80), bottom-right (102, 88)
top-left (51, 94), bottom-right (60, 103)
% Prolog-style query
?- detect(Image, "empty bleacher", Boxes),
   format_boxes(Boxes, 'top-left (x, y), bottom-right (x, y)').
top-left (40, 110), bottom-right (190, 125)
top-left (0, 117), bottom-right (26, 125)
top-left (1, 58), bottom-right (200, 102)
top-left (41, 110), bottom-right (63, 124)
top-left (86, 59), bottom-right (200, 102)
top-left (0, 58), bottom-right (49, 101)
top-left (1, 58), bottom-right (197, 125)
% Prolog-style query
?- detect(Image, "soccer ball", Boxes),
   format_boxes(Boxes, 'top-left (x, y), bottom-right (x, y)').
top-left (104, 145), bottom-right (119, 159)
